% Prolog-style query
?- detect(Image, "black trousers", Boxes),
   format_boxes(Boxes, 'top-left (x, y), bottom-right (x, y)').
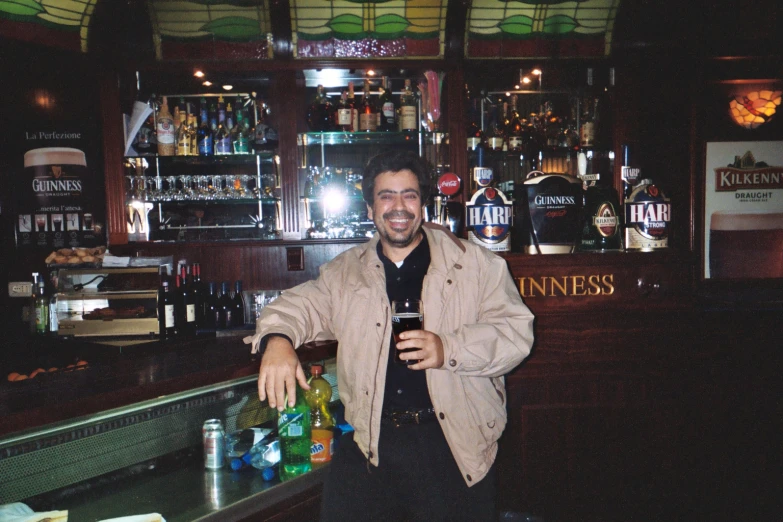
top-left (319, 419), bottom-right (497, 522)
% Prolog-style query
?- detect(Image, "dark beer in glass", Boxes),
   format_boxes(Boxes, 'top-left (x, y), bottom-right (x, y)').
top-left (391, 299), bottom-right (423, 366)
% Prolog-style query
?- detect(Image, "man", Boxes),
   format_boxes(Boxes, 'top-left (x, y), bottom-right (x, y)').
top-left (246, 150), bottom-right (534, 521)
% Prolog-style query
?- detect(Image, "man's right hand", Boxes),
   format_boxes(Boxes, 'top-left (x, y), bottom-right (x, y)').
top-left (257, 336), bottom-right (310, 411)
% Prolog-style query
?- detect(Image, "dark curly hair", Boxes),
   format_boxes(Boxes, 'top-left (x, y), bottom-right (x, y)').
top-left (361, 150), bottom-right (431, 205)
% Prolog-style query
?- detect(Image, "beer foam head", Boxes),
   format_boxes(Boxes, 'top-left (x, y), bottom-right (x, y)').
top-left (710, 211), bottom-right (783, 231)
top-left (24, 147), bottom-right (86, 168)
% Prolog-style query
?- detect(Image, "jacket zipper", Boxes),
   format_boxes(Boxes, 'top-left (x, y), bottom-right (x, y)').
top-left (366, 272), bottom-right (389, 471)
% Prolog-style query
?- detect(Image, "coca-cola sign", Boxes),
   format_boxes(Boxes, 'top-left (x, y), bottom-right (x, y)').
top-left (437, 172), bottom-right (461, 197)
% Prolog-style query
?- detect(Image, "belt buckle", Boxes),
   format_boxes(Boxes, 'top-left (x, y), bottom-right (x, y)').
top-left (390, 410), bottom-right (420, 427)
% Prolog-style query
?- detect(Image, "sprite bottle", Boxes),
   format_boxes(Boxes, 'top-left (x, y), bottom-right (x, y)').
top-left (278, 384), bottom-right (312, 480)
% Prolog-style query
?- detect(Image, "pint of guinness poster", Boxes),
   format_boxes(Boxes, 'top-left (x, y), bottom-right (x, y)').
top-left (704, 141), bottom-right (783, 279)
top-left (8, 56), bottom-right (105, 252)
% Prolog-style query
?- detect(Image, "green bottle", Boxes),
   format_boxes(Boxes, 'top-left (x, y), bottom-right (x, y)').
top-left (278, 384), bottom-right (312, 481)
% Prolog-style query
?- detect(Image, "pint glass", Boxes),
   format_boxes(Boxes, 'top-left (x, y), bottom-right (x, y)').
top-left (709, 211), bottom-right (783, 279)
top-left (391, 299), bottom-right (423, 366)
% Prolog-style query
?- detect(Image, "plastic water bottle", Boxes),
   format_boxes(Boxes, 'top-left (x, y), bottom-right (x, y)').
top-left (278, 384), bottom-right (312, 481)
top-left (305, 364), bottom-right (335, 463)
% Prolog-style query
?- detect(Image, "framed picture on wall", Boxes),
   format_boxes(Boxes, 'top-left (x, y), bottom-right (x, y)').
top-left (704, 141), bottom-right (783, 280)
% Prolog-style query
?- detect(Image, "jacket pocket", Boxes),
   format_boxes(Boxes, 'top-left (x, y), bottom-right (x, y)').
top-left (464, 376), bottom-right (507, 444)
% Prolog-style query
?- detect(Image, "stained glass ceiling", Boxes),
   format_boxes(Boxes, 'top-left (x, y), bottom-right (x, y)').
top-left (0, 0), bottom-right (622, 60)
top-left (466, 0), bottom-right (621, 59)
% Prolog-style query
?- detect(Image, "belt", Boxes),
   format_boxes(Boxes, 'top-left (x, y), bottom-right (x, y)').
top-left (381, 407), bottom-right (437, 427)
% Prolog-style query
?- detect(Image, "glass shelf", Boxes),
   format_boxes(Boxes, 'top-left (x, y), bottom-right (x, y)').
top-left (299, 131), bottom-right (442, 146)
top-left (124, 152), bottom-right (276, 164)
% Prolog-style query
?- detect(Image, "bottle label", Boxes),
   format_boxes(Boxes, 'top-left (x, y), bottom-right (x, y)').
top-left (351, 109), bottom-right (358, 132)
top-left (337, 108), bottom-right (352, 126)
top-left (198, 136), bottom-right (213, 155)
top-left (359, 113), bottom-right (376, 131)
top-left (400, 106), bottom-right (417, 130)
top-left (215, 137), bottom-right (231, 154)
top-left (624, 184), bottom-right (671, 251)
top-left (580, 122), bottom-right (595, 147)
top-left (593, 203), bottom-right (621, 238)
top-left (157, 118), bottom-right (176, 145)
top-left (467, 137), bottom-right (482, 150)
top-left (310, 428), bottom-right (334, 463)
top-left (35, 306), bottom-right (48, 333)
top-left (488, 137), bottom-right (504, 151)
top-left (382, 102), bottom-right (395, 119)
top-left (164, 304), bottom-right (175, 328)
top-left (279, 412), bottom-right (304, 437)
top-left (508, 137), bottom-right (523, 150)
top-left (186, 304), bottom-right (196, 323)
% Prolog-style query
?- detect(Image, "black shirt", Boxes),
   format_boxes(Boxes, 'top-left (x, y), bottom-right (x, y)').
top-left (377, 235), bottom-right (434, 411)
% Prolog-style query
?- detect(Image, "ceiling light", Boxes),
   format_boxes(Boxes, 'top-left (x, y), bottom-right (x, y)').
top-left (194, 70), bottom-right (205, 78)
top-left (532, 68), bottom-right (542, 76)
top-left (522, 77), bottom-right (531, 84)
top-left (202, 81), bottom-right (212, 87)
top-left (222, 85), bottom-right (233, 91)
top-left (367, 70), bottom-right (376, 76)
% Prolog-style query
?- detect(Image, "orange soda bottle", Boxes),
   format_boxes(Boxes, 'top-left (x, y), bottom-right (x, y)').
top-left (305, 364), bottom-right (335, 463)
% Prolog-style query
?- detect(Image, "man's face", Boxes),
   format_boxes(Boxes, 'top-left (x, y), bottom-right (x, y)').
top-left (367, 169), bottom-right (424, 250)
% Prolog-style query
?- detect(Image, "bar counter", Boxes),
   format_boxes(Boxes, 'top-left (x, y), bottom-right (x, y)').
top-left (0, 332), bottom-right (337, 521)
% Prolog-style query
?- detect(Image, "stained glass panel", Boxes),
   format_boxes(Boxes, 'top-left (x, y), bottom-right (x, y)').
top-left (148, 0), bottom-right (273, 61)
top-left (0, 0), bottom-right (97, 52)
top-left (290, 0), bottom-right (447, 59)
top-left (466, 0), bottom-right (621, 59)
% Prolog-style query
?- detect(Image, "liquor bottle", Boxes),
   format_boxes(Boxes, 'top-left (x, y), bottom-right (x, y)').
top-left (204, 281), bottom-right (219, 330)
top-left (156, 96), bottom-right (176, 156)
top-left (191, 262), bottom-right (205, 327)
top-left (485, 100), bottom-right (505, 152)
top-left (209, 98), bottom-right (218, 135)
top-left (358, 80), bottom-right (376, 132)
top-left (214, 101), bottom-right (232, 155)
top-left (177, 266), bottom-right (197, 336)
top-left (579, 68), bottom-right (598, 148)
top-left (506, 95), bottom-right (524, 152)
top-left (134, 113), bottom-right (157, 156)
top-left (34, 278), bottom-right (49, 336)
top-left (232, 280), bottom-right (245, 327)
top-left (278, 384), bottom-right (312, 481)
top-left (225, 102), bottom-right (235, 139)
top-left (176, 96), bottom-right (188, 133)
top-left (466, 91), bottom-right (484, 151)
top-left (399, 79), bottom-right (418, 132)
top-left (305, 364), bottom-right (335, 463)
top-left (335, 90), bottom-right (353, 132)
top-left (347, 82), bottom-right (359, 133)
top-left (176, 110), bottom-right (192, 156)
top-left (218, 281), bottom-right (233, 329)
top-left (158, 269), bottom-right (176, 339)
top-left (188, 114), bottom-right (198, 156)
top-left (377, 76), bottom-right (396, 132)
top-left (306, 85), bottom-right (335, 132)
top-left (253, 100), bottom-right (279, 151)
top-left (197, 101), bottom-right (213, 157)
top-left (233, 109), bottom-right (250, 154)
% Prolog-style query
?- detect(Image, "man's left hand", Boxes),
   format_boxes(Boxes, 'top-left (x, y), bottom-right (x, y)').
top-left (395, 330), bottom-right (444, 370)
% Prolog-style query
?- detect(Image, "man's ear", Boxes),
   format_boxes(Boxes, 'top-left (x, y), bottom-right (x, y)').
top-left (366, 203), bottom-right (373, 220)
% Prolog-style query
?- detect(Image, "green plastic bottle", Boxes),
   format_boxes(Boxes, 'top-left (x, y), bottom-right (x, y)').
top-left (278, 384), bottom-right (312, 481)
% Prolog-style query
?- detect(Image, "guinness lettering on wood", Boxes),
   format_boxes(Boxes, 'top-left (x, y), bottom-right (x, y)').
top-left (516, 274), bottom-right (615, 298)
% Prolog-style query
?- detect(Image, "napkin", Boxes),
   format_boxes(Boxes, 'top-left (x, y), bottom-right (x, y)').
top-left (0, 503), bottom-right (67, 522)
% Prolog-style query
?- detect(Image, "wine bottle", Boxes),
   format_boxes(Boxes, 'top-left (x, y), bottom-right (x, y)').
top-left (158, 268), bottom-right (176, 339)
top-left (205, 281), bottom-right (219, 330)
top-left (335, 90), bottom-right (353, 132)
top-left (347, 82), bottom-right (359, 133)
top-left (359, 80), bottom-right (377, 132)
top-left (219, 281), bottom-right (233, 329)
top-left (190, 263), bottom-right (205, 327)
top-left (307, 85), bottom-right (335, 132)
top-left (377, 76), bottom-right (396, 132)
top-left (177, 266), bottom-right (197, 337)
top-left (399, 79), bottom-right (417, 132)
top-left (232, 280), bottom-right (245, 327)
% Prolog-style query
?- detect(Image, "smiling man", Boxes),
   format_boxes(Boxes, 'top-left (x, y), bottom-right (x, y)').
top-left (247, 150), bottom-right (535, 521)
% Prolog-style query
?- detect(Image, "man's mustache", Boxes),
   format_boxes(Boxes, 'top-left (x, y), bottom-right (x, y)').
top-left (383, 211), bottom-right (416, 220)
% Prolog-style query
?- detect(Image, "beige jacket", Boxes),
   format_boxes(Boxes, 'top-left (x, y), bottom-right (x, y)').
top-left (246, 224), bottom-right (534, 486)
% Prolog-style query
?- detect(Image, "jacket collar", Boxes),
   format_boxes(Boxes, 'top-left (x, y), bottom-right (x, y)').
top-left (358, 222), bottom-right (465, 274)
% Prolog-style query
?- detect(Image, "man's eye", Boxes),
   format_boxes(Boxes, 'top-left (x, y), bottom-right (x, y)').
top-left (404, 194), bottom-right (419, 201)
top-left (379, 194), bottom-right (392, 201)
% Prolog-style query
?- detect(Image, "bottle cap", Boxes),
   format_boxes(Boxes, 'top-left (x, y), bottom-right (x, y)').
top-left (310, 365), bottom-right (323, 377)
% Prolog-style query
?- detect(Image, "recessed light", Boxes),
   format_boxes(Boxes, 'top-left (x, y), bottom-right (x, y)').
top-left (194, 70), bottom-right (205, 78)
top-left (222, 85), bottom-right (233, 91)
top-left (202, 81), bottom-right (212, 87)
top-left (367, 70), bottom-right (376, 77)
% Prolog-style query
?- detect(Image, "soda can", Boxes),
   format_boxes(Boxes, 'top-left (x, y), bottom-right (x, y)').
top-left (203, 419), bottom-right (225, 469)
